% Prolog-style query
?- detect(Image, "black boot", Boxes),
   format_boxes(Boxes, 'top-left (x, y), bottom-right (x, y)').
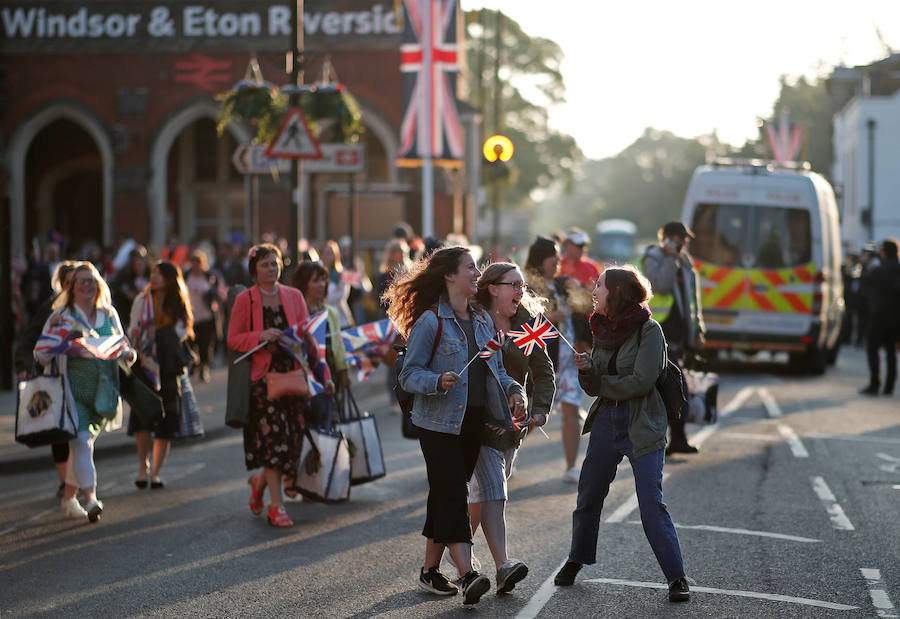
top-left (554, 561), bottom-right (582, 586)
top-left (859, 384), bottom-right (880, 396)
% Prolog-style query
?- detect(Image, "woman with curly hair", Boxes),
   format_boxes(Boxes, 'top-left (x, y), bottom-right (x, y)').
top-left (383, 246), bottom-right (526, 606)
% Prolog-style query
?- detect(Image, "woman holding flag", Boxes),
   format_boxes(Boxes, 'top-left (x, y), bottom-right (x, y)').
top-left (128, 261), bottom-right (195, 489)
top-left (227, 243), bottom-right (330, 528)
top-left (35, 262), bottom-right (136, 523)
top-left (553, 266), bottom-right (690, 602)
top-left (467, 262), bottom-right (556, 594)
top-left (384, 246), bottom-right (526, 606)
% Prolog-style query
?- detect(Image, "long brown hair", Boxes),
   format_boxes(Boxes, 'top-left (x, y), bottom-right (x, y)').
top-left (602, 265), bottom-right (652, 317)
top-left (146, 261), bottom-right (194, 339)
top-left (382, 246), bottom-right (470, 338)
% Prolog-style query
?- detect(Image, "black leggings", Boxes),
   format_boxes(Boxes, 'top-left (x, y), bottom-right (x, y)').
top-left (417, 406), bottom-right (485, 545)
top-left (51, 442), bottom-right (69, 463)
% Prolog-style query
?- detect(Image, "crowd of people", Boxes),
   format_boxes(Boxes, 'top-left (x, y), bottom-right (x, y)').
top-left (20, 219), bottom-right (896, 607)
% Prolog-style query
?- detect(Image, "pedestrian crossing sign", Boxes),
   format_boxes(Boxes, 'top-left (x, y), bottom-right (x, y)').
top-left (266, 107), bottom-right (323, 160)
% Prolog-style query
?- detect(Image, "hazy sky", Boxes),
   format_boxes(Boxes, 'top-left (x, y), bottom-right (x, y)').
top-left (466, 1), bottom-right (900, 160)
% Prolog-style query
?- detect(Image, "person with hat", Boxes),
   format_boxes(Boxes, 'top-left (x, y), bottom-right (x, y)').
top-left (560, 227), bottom-right (602, 289)
top-left (642, 221), bottom-right (706, 455)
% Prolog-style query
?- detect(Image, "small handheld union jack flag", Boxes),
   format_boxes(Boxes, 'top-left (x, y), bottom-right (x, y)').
top-left (478, 330), bottom-right (506, 359)
top-left (279, 311), bottom-right (332, 394)
top-left (507, 314), bottom-right (559, 357)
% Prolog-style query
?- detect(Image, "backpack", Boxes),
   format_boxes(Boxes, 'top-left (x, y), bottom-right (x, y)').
top-left (393, 307), bottom-right (441, 439)
top-left (637, 325), bottom-right (687, 423)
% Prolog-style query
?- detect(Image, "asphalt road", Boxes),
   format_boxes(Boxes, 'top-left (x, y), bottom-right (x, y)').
top-left (1, 348), bottom-right (899, 618)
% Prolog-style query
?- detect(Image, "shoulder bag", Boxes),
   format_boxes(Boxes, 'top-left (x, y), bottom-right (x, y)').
top-left (15, 360), bottom-right (77, 447)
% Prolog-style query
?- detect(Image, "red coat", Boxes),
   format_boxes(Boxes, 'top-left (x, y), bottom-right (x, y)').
top-left (227, 284), bottom-right (314, 382)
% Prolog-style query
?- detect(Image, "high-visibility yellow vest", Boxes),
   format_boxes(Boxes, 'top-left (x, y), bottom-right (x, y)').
top-left (639, 256), bottom-right (674, 322)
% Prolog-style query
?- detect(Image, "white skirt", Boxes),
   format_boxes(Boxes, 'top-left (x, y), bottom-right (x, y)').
top-left (469, 445), bottom-right (517, 503)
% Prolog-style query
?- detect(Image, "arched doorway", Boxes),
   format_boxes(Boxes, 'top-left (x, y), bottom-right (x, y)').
top-left (25, 120), bottom-right (102, 254)
top-left (148, 100), bottom-right (251, 249)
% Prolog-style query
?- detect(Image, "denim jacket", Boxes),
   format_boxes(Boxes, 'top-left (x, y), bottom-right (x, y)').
top-left (399, 297), bottom-right (524, 435)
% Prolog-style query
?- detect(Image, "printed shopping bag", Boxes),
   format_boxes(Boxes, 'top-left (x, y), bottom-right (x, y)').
top-left (15, 364), bottom-right (76, 447)
top-left (295, 396), bottom-right (350, 503)
top-left (175, 373), bottom-right (205, 438)
top-left (683, 369), bottom-right (719, 424)
top-left (337, 388), bottom-right (386, 486)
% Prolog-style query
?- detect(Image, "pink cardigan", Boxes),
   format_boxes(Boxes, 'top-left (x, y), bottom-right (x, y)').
top-left (227, 284), bottom-right (311, 382)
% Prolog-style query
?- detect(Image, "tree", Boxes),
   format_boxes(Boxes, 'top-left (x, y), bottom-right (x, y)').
top-left (464, 9), bottom-right (582, 207)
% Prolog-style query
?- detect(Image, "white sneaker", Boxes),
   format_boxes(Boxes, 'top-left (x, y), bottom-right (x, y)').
top-left (61, 497), bottom-right (87, 519)
top-left (561, 466), bottom-right (580, 484)
top-left (85, 499), bottom-right (103, 523)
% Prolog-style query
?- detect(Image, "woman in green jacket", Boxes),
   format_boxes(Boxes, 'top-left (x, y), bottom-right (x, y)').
top-left (465, 262), bottom-right (555, 594)
top-left (553, 265), bottom-right (690, 603)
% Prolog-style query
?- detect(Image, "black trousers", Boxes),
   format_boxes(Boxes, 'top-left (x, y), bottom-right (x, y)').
top-left (193, 319), bottom-right (217, 366)
top-left (866, 323), bottom-right (898, 390)
top-left (417, 406), bottom-right (485, 545)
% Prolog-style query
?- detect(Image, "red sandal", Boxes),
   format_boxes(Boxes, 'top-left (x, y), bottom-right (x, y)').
top-left (248, 475), bottom-right (264, 516)
top-left (267, 504), bottom-right (294, 528)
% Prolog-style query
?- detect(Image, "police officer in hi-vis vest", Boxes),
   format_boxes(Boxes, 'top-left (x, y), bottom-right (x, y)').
top-left (642, 221), bottom-right (706, 455)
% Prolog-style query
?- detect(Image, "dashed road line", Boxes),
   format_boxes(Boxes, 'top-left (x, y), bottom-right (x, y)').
top-left (691, 385), bottom-right (755, 448)
top-left (758, 387), bottom-right (808, 457)
top-left (584, 578), bottom-right (859, 610)
top-left (860, 568), bottom-right (898, 618)
top-left (26, 508), bottom-right (54, 522)
top-left (626, 520), bottom-right (821, 543)
top-left (0, 526), bottom-right (16, 536)
top-left (514, 557), bottom-right (569, 619)
top-left (810, 476), bottom-right (854, 530)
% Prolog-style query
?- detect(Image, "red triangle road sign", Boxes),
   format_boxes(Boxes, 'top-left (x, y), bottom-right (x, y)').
top-left (266, 107), bottom-right (323, 160)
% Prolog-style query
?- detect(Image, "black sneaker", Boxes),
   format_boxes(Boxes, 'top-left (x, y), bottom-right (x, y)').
top-left (496, 561), bottom-right (528, 594)
top-left (668, 577), bottom-right (690, 602)
top-left (554, 560), bottom-right (582, 586)
top-left (418, 567), bottom-right (458, 596)
top-left (459, 570), bottom-right (490, 605)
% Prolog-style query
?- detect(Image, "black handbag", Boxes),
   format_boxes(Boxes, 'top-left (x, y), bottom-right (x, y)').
top-left (636, 327), bottom-right (687, 422)
top-left (119, 366), bottom-right (165, 426)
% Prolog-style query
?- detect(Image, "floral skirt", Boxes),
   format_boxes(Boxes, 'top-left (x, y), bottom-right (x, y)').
top-left (243, 357), bottom-right (308, 474)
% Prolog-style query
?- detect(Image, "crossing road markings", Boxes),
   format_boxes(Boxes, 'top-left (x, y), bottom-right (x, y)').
top-left (583, 578), bottom-right (859, 611)
top-left (626, 521), bottom-right (821, 543)
top-left (860, 568), bottom-right (898, 618)
top-left (758, 387), bottom-right (808, 457)
top-left (515, 558), bottom-right (569, 619)
top-left (810, 476), bottom-right (854, 530)
top-left (876, 453), bottom-right (900, 474)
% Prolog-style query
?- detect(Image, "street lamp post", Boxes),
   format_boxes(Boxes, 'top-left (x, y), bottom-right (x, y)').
top-left (286, 0), bottom-right (304, 272)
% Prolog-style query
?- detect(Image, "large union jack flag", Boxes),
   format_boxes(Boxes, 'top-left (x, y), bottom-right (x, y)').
top-left (507, 314), bottom-right (559, 357)
top-left (280, 311), bottom-right (332, 395)
top-left (341, 319), bottom-right (398, 382)
top-left (398, 0), bottom-right (464, 165)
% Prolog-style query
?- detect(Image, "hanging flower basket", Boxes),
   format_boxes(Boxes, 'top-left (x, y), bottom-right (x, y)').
top-left (216, 79), bottom-right (287, 143)
top-left (298, 83), bottom-right (363, 143)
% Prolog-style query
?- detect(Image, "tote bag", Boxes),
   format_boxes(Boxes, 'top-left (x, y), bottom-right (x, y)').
top-left (296, 396), bottom-right (351, 504)
top-left (338, 388), bottom-right (386, 486)
top-left (15, 363), bottom-right (77, 447)
top-left (175, 373), bottom-right (205, 438)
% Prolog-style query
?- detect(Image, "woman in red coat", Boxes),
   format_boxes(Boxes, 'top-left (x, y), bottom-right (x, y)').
top-left (227, 243), bottom-right (331, 527)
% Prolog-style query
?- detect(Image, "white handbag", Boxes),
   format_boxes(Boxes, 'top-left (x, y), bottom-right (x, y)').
top-left (15, 363), bottom-right (77, 447)
top-left (296, 396), bottom-right (351, 504)
top-left (683, 369), bottom-right (719, 424)
top-left (338, 389), bottom-right (386, 486)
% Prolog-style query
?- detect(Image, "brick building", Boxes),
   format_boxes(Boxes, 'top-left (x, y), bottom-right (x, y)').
top-left (0, 0), bottom-right (480, 257)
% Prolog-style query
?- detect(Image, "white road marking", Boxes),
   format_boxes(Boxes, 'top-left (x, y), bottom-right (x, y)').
top-left (805, 434), bottom-right (900, 446)
top-left (860, 568), bottom-right (899, 618)
top-left (810, 476), bottom-right (854, 530)
top-left (166, 462), bottom-right (207, 482)
top-left (26, 508), bottom-right (55, 522)
top-left (719, 431), bottom-right (782, 442)
top-left (876, 453), bottom-right (900, 474)
top-left (626, 520), bottom-right (821, 543)
top-left (514, 557), bottom-right (569, 619)
top-left (0, 527), bottom-right (16, 536)
top-left (894, 485), bottom-right (900, 490)
top-left (690, 385), bottom-right (755, 448)
top-left (758, 387), bottom-right (808, 457)
top-left (584, 578), bottom-right (859, 610)
top-left (776, 424), bottom-right (809, 458)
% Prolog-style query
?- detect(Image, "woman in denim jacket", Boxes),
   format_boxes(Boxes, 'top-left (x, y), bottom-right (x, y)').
top-left (385, 246), bottom-right (526, 606)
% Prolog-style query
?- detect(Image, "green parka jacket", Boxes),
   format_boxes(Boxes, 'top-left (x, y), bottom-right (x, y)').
top-left (578, 318), bottom-right (668, 458)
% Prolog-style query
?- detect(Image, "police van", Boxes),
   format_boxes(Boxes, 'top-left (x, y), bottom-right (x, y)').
top-left (681, 159), bottom-right (844, 374)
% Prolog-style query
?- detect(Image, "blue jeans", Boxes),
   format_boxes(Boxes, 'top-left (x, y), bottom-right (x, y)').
top-left (569, 404), bottom-right (685, 583)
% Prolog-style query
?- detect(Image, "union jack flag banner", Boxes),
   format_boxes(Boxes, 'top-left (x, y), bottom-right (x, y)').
top-left (280, 311), bottom-right (332, 395)
top-left (478, 330), bottom-right (506, 359)
top-left (35, 316), bottom-right (129, 362)
top-left (398, 0), bottom-right (464, 166)
top-left (507, 314), bottom-right (559, 357)
top-left (341, 319), bottom-right (397, 382)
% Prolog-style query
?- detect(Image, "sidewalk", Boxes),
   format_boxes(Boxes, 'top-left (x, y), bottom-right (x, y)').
top-left (0, 365), bottom-right (394, 475)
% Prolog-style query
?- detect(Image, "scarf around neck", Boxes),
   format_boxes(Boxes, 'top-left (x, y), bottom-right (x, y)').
top-left (590, 303), bottom-right (651, 350)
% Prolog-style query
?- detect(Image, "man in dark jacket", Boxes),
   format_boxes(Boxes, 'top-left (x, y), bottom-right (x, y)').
top-left (860, 238), bottom-right (900, 396)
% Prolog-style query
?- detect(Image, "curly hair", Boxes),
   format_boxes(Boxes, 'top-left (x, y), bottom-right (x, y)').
top-left (474, 262), bottom-right (546, 318)
top-left (382, 246), bottom-right (470, 338)
top-left (602, 265), bottom-right (653, 317)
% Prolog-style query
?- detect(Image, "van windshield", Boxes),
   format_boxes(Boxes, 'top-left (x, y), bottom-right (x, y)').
top-left (690, 203), bottom-right (811, 268)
